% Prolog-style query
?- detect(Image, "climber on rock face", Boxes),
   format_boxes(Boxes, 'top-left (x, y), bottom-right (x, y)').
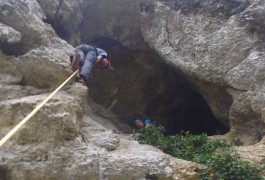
top-left (70, 44), bottom-right (113, 85)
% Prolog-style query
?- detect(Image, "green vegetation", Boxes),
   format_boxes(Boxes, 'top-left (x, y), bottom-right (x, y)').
top-left (134, 128), bottom-right (265, 180)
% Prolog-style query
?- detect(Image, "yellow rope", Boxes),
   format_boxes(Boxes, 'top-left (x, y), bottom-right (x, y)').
top-left (0, 70), bottom-right (79, 147)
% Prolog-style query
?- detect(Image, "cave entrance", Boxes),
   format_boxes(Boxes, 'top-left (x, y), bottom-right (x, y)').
top-left (88, 37), bottom-right (229, 136)
top-left (161, 92), bottom-right (229, 135)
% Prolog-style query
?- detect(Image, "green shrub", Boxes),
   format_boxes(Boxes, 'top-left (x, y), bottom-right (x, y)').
top-left (134, 128), bottom-right (265, 180)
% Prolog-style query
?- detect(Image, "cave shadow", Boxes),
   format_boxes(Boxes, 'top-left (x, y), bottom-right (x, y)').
top-left (164, 92), bottom-right (229, 136)
top-left (88, 37), bottom-right (230, 136)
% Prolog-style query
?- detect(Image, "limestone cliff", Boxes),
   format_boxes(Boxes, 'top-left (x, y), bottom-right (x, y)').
top-left (0, 0), bottom-right (203, 179)
top-left (1, 0), bottom-right (265, 179)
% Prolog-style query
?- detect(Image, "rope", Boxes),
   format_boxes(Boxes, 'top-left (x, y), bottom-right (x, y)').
top-left (0, 70), bottom-right (78, 147)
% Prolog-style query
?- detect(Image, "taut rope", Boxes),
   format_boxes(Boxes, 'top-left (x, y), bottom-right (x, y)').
top-left (0, 70), bottom-right (78, 147)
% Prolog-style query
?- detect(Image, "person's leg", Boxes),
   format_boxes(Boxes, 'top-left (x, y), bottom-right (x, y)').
top-left (71, 51), bottom-right (86, 84)
top-left (80, 51), bottom-right (97, 81)
top-left (71, 51), bottom-right (84, 72)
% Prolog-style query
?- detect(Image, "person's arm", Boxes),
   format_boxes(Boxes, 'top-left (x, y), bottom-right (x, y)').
top-left (95, 48), bottom-right (107, 64)
top-left (95, 55), bottom-right (104, 64)
top-left (97, 48), bottom-right (108, 57)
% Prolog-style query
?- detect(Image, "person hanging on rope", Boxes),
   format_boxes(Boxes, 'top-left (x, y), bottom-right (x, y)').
top-left (70, 44), bottom-right (113, 85)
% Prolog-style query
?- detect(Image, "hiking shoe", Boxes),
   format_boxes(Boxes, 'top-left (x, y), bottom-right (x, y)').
top-left (71, 54), bottom-right (81, 72)
top-left (75, 76), bottom-right (85, 85)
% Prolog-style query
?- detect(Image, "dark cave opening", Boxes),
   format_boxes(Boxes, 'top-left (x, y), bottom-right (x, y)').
top-left (163, 92), bottom-right (229, 136)
top-left (88, 37), bottom-right (230, 136)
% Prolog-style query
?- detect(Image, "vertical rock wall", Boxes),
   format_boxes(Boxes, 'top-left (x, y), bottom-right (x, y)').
top-left (37, 0), bottom-right (265, 144)
top-left (0, 0), bottom-right (205, 179)
top-left (138, 0), bottom-right (265, 144)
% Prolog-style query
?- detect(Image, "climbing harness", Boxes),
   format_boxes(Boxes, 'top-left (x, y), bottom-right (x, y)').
top-left (0, 70), bottom-right (79, 147)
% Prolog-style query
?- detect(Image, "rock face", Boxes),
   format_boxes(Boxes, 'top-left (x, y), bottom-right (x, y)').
top-left (1, 0), bottom-right (265, 178)
top-left (0, 0), bottom-right (204, 179)
top-left (35, 0), bottom-right (265, 144)
top-left (0, 83), bottom-right (203, 179)
top-left (138, 0), bottom-right (265, 144)
top-left (0, 23), bottom-right (21, 45)
top-left (37, 0), bottom-right (144, 49)
top-left (0, 0), bottom-right (54, 55)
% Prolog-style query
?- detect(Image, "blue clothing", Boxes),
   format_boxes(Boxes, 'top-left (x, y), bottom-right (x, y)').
top-left (75, 44), bottom-right (107, 80)
top-left (96, 48), bottom-right (107, 57)
top-left (75, 44), bottom-right (97, 55)
top-left (78, 51), bottom-right (97, 80)
top-left (144, 119), bottom-right (151, 124)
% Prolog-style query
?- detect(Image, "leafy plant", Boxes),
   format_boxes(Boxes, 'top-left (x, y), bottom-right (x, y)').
top-left (134, 128), bottom-right (265, 180)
